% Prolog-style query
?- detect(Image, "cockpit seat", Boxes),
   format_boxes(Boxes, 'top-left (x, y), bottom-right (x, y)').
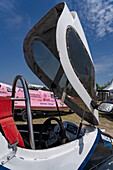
top-left (0, 97), bottom-right (25, 148)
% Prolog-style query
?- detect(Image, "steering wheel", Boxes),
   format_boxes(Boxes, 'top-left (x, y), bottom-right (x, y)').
top-left (38, 117), bottom-right (67, 148)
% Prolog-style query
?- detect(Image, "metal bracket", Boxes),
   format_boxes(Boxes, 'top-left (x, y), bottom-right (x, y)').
top-left (60, 79), bottom-right (69, 105)
top-left (91, 100), bottom-right (98, 109)
top-left (0, 142), bottom-right (18, 166)
top-left (8, 141), bottom-right (18, 152)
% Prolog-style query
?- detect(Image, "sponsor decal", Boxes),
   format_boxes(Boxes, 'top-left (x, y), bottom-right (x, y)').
top-left (0, 91), bottom-right (7, 94)
top-left (50, 100), bottom-right (55, 102)
top-left (40, 103), bottom-right (54, 106)
top-left (48, 103), bottom-right (54, 105)
top-left (101, 134), bottom-right (113, 150)
top-left (40, 103), bottom-right (47, 105)
top-left (36, 99), bottom-right (42, 101)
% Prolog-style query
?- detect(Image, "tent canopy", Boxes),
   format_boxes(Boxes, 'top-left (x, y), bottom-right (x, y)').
top-left (104, 79), bottom-right (113, 91)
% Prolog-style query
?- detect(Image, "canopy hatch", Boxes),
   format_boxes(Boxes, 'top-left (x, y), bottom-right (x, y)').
top-left (23, 2), bottom-right (99, 125)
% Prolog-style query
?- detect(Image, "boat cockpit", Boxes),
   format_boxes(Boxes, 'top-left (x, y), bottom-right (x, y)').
top-left (0, 76), bottom-right (84, 149)
top-left (1, 2), bottom-right (113, 170)
top-left (0, 75), bottom-right (85, 150)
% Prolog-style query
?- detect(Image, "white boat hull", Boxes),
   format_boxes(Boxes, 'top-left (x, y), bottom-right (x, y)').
top-left (0, 128), bottom-right (98, 170)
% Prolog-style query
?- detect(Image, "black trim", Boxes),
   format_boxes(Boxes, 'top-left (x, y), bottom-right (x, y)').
top-left (84, 130), bottom-right (113, 169)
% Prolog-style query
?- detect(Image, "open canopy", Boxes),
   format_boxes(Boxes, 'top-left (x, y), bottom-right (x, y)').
top-left (23, 2), bottom-right (99, 125)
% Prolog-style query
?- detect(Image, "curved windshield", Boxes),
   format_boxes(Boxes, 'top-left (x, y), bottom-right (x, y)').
top-left (66, 27), bottom-right (95, 97)
top-left (33, 39), bottom-right (91, 114)
top-left (33, 41), bottom-right (60, 81)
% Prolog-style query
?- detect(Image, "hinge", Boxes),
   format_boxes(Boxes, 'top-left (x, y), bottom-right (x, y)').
top-left (0, 141), bottom-right (18, 165)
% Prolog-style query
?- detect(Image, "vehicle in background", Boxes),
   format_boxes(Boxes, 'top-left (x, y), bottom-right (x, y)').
top-left (0, 82), bottom-right (69, 120)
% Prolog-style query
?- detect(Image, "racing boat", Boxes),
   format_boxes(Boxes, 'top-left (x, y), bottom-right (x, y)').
top-left (0, 82), bottom-right (69, 120)
top-left (0, 2), bottom-right (113, 170)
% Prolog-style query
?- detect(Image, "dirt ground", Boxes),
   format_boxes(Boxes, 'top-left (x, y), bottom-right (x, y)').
top-left (98, 113), bottom-right (113, 136)
top-left (15, 111), bottom-right (113, 137)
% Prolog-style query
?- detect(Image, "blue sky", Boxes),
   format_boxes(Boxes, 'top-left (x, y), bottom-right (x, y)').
top-left (0, 0), bottom-right (113, 87)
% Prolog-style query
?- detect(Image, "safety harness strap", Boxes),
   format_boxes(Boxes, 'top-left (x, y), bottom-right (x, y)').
top-left (0, 97), bottom-right (24, 148)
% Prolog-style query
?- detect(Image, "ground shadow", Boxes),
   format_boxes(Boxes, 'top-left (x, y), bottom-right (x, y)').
top-left (99, 112), bottom-right (113, 122)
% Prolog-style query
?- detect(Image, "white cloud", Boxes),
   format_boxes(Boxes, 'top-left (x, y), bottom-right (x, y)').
top-left (0, 0), bottom-right (15, 13)
top-left (108, 73), bottom-right (113, 77)
top-left (80, 0), bottom-right (113, 38)
top-left (0, 0), bottom-right (31, 29)
top-left (56, 0), bottom-right (113, 38)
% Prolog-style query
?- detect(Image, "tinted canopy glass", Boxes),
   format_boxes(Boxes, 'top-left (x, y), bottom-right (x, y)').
top-left (33, 41), bottom-right (60, 81)
top-left (23, 4), bottom-right (98, 124)
top-left (66, 27), bottom-right (95, 97)
top-left (33, 39), bottom-right (88, 109)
